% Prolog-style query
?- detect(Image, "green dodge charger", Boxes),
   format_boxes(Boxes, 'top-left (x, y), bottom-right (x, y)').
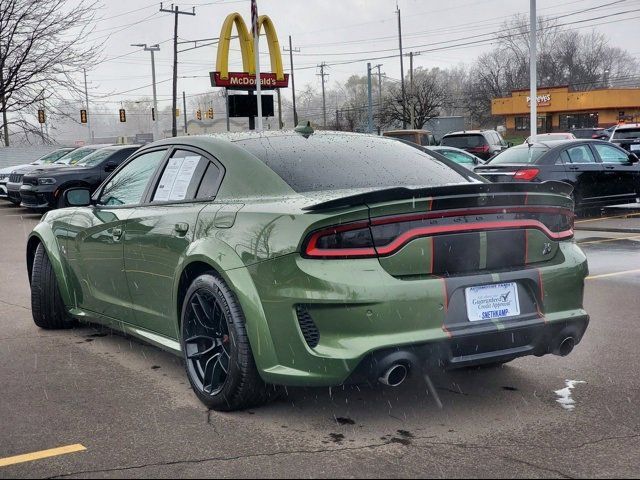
top-left (27, 131), bottom-right (590, 411)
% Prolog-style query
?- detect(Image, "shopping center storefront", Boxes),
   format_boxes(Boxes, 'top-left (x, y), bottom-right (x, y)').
top-left (492, 86), bottom-right (640, 135)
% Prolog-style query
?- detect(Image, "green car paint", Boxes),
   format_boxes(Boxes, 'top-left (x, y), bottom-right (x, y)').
top-left (27, 132), bottom-right (589, 387)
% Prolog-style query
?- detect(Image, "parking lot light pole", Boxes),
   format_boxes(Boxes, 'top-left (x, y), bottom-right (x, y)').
top-left (530, 0), bottom-right (537, 140)
top-left (131, 43), bottom-right (161, 140)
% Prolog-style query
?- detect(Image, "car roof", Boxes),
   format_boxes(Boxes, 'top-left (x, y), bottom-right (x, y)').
top-left (615, 123), bottom-right (640, 129)
top-left (384, 129), bottom-right (432, 134)
top-left (444, 130), bottom-right (489, 135)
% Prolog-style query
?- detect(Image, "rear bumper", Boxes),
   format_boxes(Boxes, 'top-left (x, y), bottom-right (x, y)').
top-left (239, 241), bottom-right (589, 387)
top-left (345, 316), bottom-right (589, 384)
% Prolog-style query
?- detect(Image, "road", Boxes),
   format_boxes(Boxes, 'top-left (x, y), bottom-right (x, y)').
top-left (0, 202), bottom-right (639, 478)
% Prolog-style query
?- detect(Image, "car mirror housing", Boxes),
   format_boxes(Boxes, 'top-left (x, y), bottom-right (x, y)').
top-left (64, 188), bottom-right (92, 207)
top-left (105, 161), bottom-right (118, 172)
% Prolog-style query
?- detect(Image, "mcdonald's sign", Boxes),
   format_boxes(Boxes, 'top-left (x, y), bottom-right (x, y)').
top-left (210, 13), bottom-right (289, 90)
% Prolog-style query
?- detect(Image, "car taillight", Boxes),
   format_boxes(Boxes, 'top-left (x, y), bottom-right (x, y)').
top-left (470, 144), bottom-right (490, 153)
top-left (303, 222), bottom-right (376, 258)
top-left (303, 206), bottom-right (573, 259)
top-left (514, 168), bottom-right (540, 181)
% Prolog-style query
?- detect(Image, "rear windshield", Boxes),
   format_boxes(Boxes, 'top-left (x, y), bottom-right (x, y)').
top-left (441, 134), bottom-right (487, 148)
top-left (488, 146), bottom-right (548, 164)
top-left (234, 134), bottom-right (479, 193)
top-left (572, 129), bottom-right (598, 139)
top-left (55, 147), bottom-right (97, 165)
top-left (613, 128), bottom-right (640, 140)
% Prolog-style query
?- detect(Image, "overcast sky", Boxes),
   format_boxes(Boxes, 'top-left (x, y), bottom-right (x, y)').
top-left (85, 0), bottom-right (640, 111)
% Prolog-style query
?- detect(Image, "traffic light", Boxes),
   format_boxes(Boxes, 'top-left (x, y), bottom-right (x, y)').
top-left (80, 110), bottom-right (87, 124)
top-left (175, 108), bottom-right (180, 118)
top-left (119, 109), bottom-right (126, 122)
top-left (196, 109), bottom-right (202, 121)
top-left (207, 108), bottom-right (214, 119)
top-left (151, 107), bottom-right (155, 121)
top-left (38, 109), bottom-right (46, 124)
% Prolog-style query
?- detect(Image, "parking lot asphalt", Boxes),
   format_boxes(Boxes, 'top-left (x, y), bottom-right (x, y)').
top-left (0, 202), bottom-right (639, 479)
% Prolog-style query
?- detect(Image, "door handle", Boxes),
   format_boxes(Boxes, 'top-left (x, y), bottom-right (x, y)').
top-left (112, 226), bottom-right (123, 241)
top-left (568, 166), bottom-right (579, 171)
top-left (174, 222), bottom-right (189, 235)
top-left (605, 166), bottom-right (616, 170)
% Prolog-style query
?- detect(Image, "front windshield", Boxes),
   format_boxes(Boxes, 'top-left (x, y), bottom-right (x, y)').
top-left (55, 147), bottom-right (97, 165)
top-left (75, 149), bottom-right (114, 167)
top-left (33, 149), bottom-right (73, 165)
top-left (613, 128), bottom-right (640, 140)
top-left (488, 146), bottom-right (548, 164)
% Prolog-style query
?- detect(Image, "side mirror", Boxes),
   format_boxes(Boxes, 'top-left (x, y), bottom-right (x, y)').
top-left (507, 142), bottom-right (514, 148)
top-left (105, 161), bottom-right (118, 172)
top-left (64, 188), bottom-right (92, 207)
top-left (629, 153), bottom-right (639, 164)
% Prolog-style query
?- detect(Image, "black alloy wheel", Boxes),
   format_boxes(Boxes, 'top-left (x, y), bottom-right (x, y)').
top-left (183, 287), bottom-right (231, 397)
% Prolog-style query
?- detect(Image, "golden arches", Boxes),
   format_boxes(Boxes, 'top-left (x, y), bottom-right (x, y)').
top-left (215, 13), bottom-right (285, 81)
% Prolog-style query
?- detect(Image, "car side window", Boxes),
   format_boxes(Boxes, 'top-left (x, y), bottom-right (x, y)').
top-left (152, 150), bottom-right (217, 203)
top-left (594, 144), bottom-right (629, 164)
top-left (564, 145), bottom-right (596, 164)
top-left (98, 150), bottom-right (167, 206)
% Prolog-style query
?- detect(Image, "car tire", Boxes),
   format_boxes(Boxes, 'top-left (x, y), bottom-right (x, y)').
top-left (181, 272), bottom-right (278, 411)
top-left (31, 243), bottom-right (74, 329)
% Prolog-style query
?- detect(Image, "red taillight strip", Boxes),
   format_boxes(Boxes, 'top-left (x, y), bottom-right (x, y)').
top-left (375, 220), bottom-right (573, 256)
top-left (370, 206), bottom-right (574, 226)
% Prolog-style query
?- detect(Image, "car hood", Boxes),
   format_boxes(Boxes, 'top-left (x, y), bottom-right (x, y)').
top-left (26, 165), bottom-right (87, 177)
top-left (0, 163), bottom-right (31, 175)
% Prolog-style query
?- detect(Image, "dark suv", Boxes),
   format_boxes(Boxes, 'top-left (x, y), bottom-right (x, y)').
top-left (440, 130), bottom-right (509, 160)
top-left (20, 145), bottom-right (140, 210)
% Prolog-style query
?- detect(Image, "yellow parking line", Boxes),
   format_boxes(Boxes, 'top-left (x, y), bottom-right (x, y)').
top-left (0, 444), bottom-right (86, 468)
top-left (578, 234), bottom-right (640, 245)
top-left (587, 269), bottom-right (640, 280)
top-left (575, 212), bottom-right (640, 224)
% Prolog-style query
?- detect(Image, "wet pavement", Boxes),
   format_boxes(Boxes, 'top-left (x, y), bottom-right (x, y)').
top-left (0, 202), bottom-right (639, 478)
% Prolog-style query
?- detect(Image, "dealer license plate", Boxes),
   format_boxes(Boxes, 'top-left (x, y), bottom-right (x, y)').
top-left (465, 282), bottom-right (521, 322)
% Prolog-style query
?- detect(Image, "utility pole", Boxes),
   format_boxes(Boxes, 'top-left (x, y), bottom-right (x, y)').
top-left (283, 36), bottom-right (300, 126)
top-left (374, 64), bottom-right (383, 134)
top-left (396, 6), bottom-right (406, 129)
top-left (0, 49), bottom-right (8, 146)
top-left (83, 69), bottom-right (92, 143)
top-left (367, 63), bottom-right (373, 134)
top-left (183, 91), bottom-right (188, 134)
top-left (39, 89), bottom-right (45, 145)
top-left (530, 0), bottom-right (537, 140)
top-left (317, 62), bottom-right (329, 128)
top-left (160, 3), bottom-right (196, 137)
top-left (131, 44), bottom-right (160, 140)
top-left (277, 89), bottom-right (283, 129)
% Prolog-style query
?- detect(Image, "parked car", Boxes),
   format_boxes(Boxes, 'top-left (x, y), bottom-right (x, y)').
top-left (382, 129), bottom-right (437, 146)
top-left (609, 123), bottom-right (640, 154)
top-left (427, 145), bottom-right (485, 169)
top-left (5, 148), bottom-right (76, 205)
top-left (571, 127), bottom-right (610, 140)
top-left (52, 144), bottom-right (114, 166)
top-left (20, 145), bottom-right (140, 210)
top-left (474, 139), bottom-right (640, 210)
top-left (27, 131), bottom-right (589, 411)
top-left (524, 133), bottom-right (575, 143)
top-left (440, 130), bottom-right (509, 160)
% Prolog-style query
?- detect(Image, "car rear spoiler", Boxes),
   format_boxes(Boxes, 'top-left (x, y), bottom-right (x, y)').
top-left (302, 181), bottom-right (573, 212)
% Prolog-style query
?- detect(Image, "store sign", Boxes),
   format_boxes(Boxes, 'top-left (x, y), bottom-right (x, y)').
top-left (527, 94), bottom-right (552, 107)
top-left (211, 12), bottom-right (289, 90)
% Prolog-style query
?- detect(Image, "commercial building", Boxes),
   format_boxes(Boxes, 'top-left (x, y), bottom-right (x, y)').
top-left (492, 86), bottom-right (640, 134)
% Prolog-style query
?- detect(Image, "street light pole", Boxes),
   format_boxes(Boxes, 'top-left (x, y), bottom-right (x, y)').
top-left (131, 43), bottom-right (161, 140)
top-left (529, 0), bottom-right (537, 140)
top-left (367, 63), bottom-right (373, 134)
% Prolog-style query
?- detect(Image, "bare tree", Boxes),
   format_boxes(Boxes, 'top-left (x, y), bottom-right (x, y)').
top-left (380, 68), bottom-right (447, 129)
top-left (0, 0), bottom-right (101, 145)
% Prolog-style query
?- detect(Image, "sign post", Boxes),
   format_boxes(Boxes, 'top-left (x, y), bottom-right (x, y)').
top-left (252, 0), bottom-right (263, 132)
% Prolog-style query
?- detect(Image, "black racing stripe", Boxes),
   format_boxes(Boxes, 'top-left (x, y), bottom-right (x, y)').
top-left (433, 232), bottom-right (481, 275)
top-left (486, 230), bottom-right (526, 269)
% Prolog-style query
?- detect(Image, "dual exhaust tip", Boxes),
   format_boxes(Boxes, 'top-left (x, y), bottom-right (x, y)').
top-left (377, 335), bottom-right (576, 387)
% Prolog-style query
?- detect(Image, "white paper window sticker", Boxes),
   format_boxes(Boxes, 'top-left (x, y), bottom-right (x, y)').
top-left (154, 155), bottom-right (202, 202)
